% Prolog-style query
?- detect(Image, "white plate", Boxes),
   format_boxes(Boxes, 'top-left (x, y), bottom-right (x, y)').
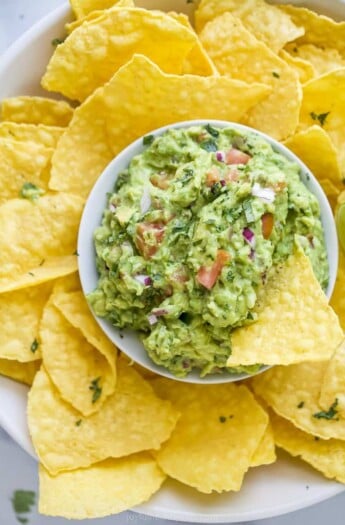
top-left (0, 1), bottom-right (344, 522)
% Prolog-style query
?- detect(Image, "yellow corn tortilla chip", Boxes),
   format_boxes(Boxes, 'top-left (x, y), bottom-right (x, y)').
top-left (151, 379), bottom-right (268, 493)
top-left (1, 96), bottom-right (73, 126)
top-left (299, 68), bottom-right (345, 176)
top-left (278, 49), bottom-right (315, 84)
top-left (330, 250), bottom-right (345, 331)
top-left (42, 8), bottom-right (200, 102)
top-left (252, 362), bottom-right (345, 440)
top-left (279, 5), bottom-right (345, 56)
top-left (168, 12), bottom-right (218, 76)
top-left (0, 193), bottom-right (83, 292)
top-left (52, 271), bottom-right (81, 295)
top-left (250, 423), bottom-right (276, 467)
top-left (195, 0), bottom-right (304, 53)
top-left (318, 178), bottom-right (343, 212)
top-left (0, 281), bottom-right (54, 362)
top-left (0, 358), bottom-right (41, 386)
top-left (227, 250), bottom-right (343, 366)
top-left (270, 410), bottom-right (345, 484)
top-left (70, 0), bottom-right (134, 19)
top-left (285, 43), bottom-right (345, 77)
top-left (39, 454), bottom-right (165, 519)
top-left (28, 360), bottom-right (179, 474)
top-left (0, 139), bottom-right (52, 205)
top-left (50, 54), bottom-right (270, 198)
top-left (284, 126), bottom-right (343, 190)
top-left (199, 13), bottom-right (301, 140)
top-left (40, 301), bottom-right (116, 416)
top-left (0, 123), bottom-right (64, 148)
top-left (319, 340), bottom-right (345, 419)
top-left (67, 0), bottom-right (135, 32)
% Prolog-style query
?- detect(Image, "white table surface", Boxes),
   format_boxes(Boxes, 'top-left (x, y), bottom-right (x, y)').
top-left (0, 1), bottom-right (345, 524)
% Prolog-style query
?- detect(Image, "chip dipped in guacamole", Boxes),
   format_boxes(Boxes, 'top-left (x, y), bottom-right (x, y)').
top-left (88, 124), bottom-right (328, 377)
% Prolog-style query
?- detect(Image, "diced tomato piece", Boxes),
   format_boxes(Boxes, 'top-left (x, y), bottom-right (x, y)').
top-left (225, 148), bottom-right (251, 165)
top-left (224, 168), bottom-right (239, 183)
top-left (197, 250), bottom-right (231, 290)
top-left (206, 166), bottom-right (220, 187)
top-left (135, 222), bottom-right (165, 258)
top-left (261, 213), bottom-right (274, 239)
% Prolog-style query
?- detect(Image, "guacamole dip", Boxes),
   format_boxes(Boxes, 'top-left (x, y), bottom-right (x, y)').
top-left (88, 125), bottom-right (329, 377)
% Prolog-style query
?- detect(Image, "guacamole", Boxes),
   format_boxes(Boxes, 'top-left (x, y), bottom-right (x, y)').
top-left (89, 125), bottom-right (329, 377)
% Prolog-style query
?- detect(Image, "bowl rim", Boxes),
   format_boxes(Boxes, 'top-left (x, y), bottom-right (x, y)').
top-left (78, 118), bottom-right (338, 384)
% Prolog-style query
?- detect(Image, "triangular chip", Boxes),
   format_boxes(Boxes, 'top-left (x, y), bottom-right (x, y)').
top-left (152, 379), bottom-right (268, 493)
top-left (195, 0), bottom-right (304, 53)
top-left (70, 0), bottom-right (134, 19)
top-left (1, 96), bottom-right (73, 126)
top-left (49, 54), bottom-right (270, 198)
top-left (330, 249), bottom-right (345, 331)
top-left (270, 410), bottom-right (345, 484)
top-left (252, 362), bottom-right (345, 440)
top-left (28, 360), bottom-right (179, 474)
top-left (227, 251), bottom-right (343, 366)
top-left (42, 7), bottom-right (199, 101)
top-left (278, 49), bottom-right (315, 84)
top-left (0, 358), bottom-right (41, 386)
top-left (0, 123), bottom-right (64, 148)
top-left (319, 340), bottom-right (345, 419)
top-left (250, 423), bottom-right (276, 467)
top-left (199, 13), bottom-right (301, 140)
top-left (285, 43), bottom-right (345, 77)
top-left (39, 454), bottom-right (165, 519)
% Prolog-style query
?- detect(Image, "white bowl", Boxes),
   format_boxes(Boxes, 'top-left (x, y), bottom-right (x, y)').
top-left (78, 119), bottom-right (338, 384)
top-left (0, 2), bottom-right (344, 523)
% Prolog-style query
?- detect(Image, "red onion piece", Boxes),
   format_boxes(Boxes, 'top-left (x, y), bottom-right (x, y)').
top-left (251, 183), bottom-right (275, 203)
top-left (216, 151), bottom-right (225, 162)
top-left (148, 314), bottom-right (158, 325)
top-left (135, 274), bottom-right (152, 286)
top-left (140, 187), bottom-right (151, 214)
top-left (243, 227), bottom-right (255, 247)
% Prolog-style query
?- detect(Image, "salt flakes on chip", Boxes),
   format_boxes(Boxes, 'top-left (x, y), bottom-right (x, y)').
top-left (227, 250), bottom-right (343, 366)
top-left (319, 340), bottom-right (345, 419)
top-left (39, 454), bottom-right (165, 519)
top-left (270, 411), bottom-right (345, 484)
top-left (1, 96), bottom-right (73, 126)
top-left (199, 12), bottom-right (301, 140)
top-left (0, 358), bottom-right (41, 386)
top-left (42, 7), bottom-right (199, 101)
top-left (151, 379), bottom-right (268, 493)
top-left (28, 360), bottom-right (179, 474)
top-left (252, 362), bottom-right (345, 440)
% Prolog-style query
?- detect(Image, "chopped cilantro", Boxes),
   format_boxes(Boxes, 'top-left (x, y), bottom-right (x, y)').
top-left (11, 490), bottom-right (35, 515)
top-left (205, 124), bottom-right (219, 137)
top-left (186, 0), bottom-right (194, 3)
top-left (293, 46), bottom-right (298, 53)
top-left (219, 416), bottom-right (227, 423)
top-left (200, 139), bottom-right (217, 152)
top-left (297, 401), bottom-right (304, 409)
top-left (143, 134), bottom-right (155, 146)
top-left (51, 37), bottom-right (65, 47)
top-left (313, 398), bottom-right (338, 420)
top-left (30, 339), bottom-right (39, 353)
top-left (272, 71), bottom-right (280, 78)
top-left (75, 419), bottom-right (82, 427)
top-left (39, 259), bottom-right (45, 266)
top-left (242, 200), bottom-right (255, 223)
top-left (28, 272), bottom-right (35, 277)
top-left (73, 249), bottom-right (79, 256)
top-left (314, 436), bottom-right (320, 441)
top-left (310, 111), bottom-right (330, 127)
top-left (89, 377), bottom-right (102, 403)
top-left (180, 168), bottom-right (194, 185)
top-left (19, 182), bottom-right (44, 201)
top-left (18, 518), bottom-right (28, 524)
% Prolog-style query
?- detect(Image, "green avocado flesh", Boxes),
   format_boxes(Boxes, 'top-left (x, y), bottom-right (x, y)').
top-left (88, 125), bottom-right (329, 378)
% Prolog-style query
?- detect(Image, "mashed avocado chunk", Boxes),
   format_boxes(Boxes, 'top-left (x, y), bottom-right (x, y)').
top-left (89, 125), bottom-right (329, 377)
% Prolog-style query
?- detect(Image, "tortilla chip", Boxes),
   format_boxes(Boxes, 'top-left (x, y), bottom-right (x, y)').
top-left (50, 54), bottom-right (270, 198)
top-left (28, 360), bottom-right (179, 474)
top-left (0, 281), bottom-right (54, 362)
top-left (1, 96), bottom-right (73, 126)
top-left (52, 272), bottom-right (81, 295)
top-left (151, 379), bottom-right (268, 493)
top-left (0, 358), bottom-right (41, 386)
top-left (286, 44), bottom-right (345, 77)
top-left (319, 178), bottom-right (343, 212)
top-left (319, 340), bottom-right (345, 419)
top-left (199, 13), bottom-right (301, 140)
top-left (227, 250), bottom-right (343, 366)
top-left (42, 7), bottom-right (199, 101)
top-left (279, 5), bottom-right (345, 56)
top-left (0, 193), bottom-right (83, 292)
top-left (0, 139), bottom-right (52, 205)
top-left (299, 68), bottom-right (345, 175)
top-left (0, 123), bottom-right (64, 148)
top-left (250, 423), bottom-right (276, 467)
top-left (330, 249), bottom-right (345, 331)
top-left (252, 362), bottom-right (345, 440)
top-left (70, 0), bottom-right (134, 19)
top-left (195, 0), bottom-right (304, 53)
top-left (39, 454), bottom-right (165, 519)
top-left (278, 49), bottom-right (315, 84)
top-left (40, 301), bottom-right (116, 416)
top-left (284, 126), bottom-right (343, 191)
top-left (271, 410), bottom-right (345, 484)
